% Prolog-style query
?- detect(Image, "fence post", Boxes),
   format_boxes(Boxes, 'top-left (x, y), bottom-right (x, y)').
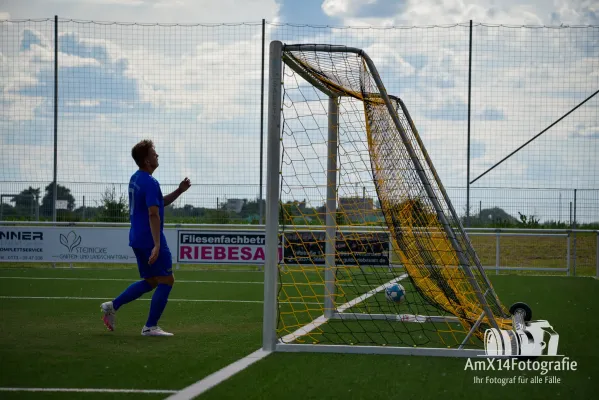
top-left (466, 19), bottom-right (473, 227)
top-left (52, 15), bottom-right (59, 223)
top-left (572, 189), bottom-right (577, 276)
top-left (259, 18), bottom-right (266, 226)
top-left (566, 230), bottom-right (571, 276)
top-left (495, 229), bottom-right (500, 275)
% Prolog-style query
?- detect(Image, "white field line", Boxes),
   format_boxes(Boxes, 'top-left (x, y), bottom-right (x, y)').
top-left (0, 276), bottom-right (384, 287)
top-left (0, 387), bottom-right (176, 394)
top-left (280, 273), bottom-right (408, 343)
top-left (0, 276), bottom-right (264, 284)
top-left (165, 349), bottom-right (271, 400)
top-left (0, 296), bottom-right (321, 305)
top-left (169, 273), bottom-right (409, 400)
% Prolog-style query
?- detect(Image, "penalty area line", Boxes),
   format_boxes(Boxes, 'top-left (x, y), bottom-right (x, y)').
top-left (168, 273), bottom-right (409, 400)
top-left (0, 387), bottom-right (177, 394)
top-left (166, 349), bottom-right (271, 400)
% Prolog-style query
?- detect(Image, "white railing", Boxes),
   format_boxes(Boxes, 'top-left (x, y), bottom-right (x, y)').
top-left (1, 221), bottom-right (597, 277)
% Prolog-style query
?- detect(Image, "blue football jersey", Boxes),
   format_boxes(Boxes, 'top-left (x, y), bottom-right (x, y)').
top-left (128, 170), bottom-right (166, 249)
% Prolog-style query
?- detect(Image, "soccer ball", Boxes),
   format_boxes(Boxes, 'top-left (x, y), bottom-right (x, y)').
top-left (385, 283), bottom-right (406, 303)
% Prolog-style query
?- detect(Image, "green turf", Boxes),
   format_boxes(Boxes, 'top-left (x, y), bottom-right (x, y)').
top-left (0, 268), bottom-right (264, 398)
top-left (0, 268), bottom-right (597, 399)
top-left (0, 394), bottom-right (168, 400)
top-left (205, 275), bottom-right (599, 400)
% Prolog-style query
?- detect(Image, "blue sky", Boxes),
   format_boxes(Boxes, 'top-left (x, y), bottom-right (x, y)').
top-left (0, 1), bottom-right (597, 221)
top-left (280, 0), bottom-right (336, 25)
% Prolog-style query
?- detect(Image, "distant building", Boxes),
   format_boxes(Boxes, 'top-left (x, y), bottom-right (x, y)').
top-left (338, 196), bottom-right (374, 223)
top-left (225, 198), bottom-right (245, 213)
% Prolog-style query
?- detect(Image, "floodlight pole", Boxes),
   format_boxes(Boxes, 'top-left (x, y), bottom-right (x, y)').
top-left (263, 40), bottom-right (283, 352)
top-left (52, 15), bottom-right (58, 223)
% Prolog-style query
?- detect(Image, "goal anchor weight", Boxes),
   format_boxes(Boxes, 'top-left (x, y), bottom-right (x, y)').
top-left (484, 302), bottom-right (559, 357)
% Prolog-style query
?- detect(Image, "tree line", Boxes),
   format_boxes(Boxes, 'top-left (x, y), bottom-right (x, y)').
top-left (1, 184), bottom-right (265, 224)
top-left (1, 185), bottom-right (597, 229)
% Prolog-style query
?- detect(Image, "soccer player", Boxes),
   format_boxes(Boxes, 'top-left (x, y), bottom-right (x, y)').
top-left (101, 140), bottom-right (191, 336)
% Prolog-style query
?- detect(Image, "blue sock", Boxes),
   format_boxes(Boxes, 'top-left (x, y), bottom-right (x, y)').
top-left (146, 284), bottom-right (172, 327)
top-left (112, 280), bottom-right (153, 311)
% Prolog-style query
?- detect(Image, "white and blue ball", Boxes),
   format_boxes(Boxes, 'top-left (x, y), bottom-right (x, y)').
top-left (385, 283), bottom-right (406, 303)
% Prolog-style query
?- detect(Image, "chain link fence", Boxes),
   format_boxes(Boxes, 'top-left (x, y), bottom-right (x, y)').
top-left (1, 18), bottom-right (598, 226)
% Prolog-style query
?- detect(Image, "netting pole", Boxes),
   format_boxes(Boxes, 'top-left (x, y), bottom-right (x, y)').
top-left (35, 193), bottom-right (40, 221)
top-left (259, 18), bottom-right (266, 226)
top-left (573, 189), bottom-right (577, 276)
top-left (595, 231), bottom-right (598, 279)
top-left (52, 15), bottom-right (58, 223)
top-left (324, 96), bottom-right (339, 319)
top-left (263, 40), bottom-right (283, 352)
top-left (466, 20), bottom-right (472, 227)
top-left (566, 231), bottom-right (571, 276)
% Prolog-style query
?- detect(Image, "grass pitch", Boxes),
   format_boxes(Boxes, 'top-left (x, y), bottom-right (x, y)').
top-left (0, 267), bottom-right (597, 400)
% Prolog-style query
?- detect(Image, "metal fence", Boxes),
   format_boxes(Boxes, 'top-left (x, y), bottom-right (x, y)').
top-left (1, 220), bottom-right (597, 277)
top-left (1, 18), bottom-right (598, 226)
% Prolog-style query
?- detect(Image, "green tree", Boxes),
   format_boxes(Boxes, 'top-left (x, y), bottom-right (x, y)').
top-left (240, 198), bottom-right (264, 218)
top-left (518, 212), bottom-right (540, 228)
top-left (98, 186), bottom-right (128, 222)
top-left (279, 200), bottom-right (307, 225)
top-left (41, 183), bottom-right (76, 217)
top-left (11, 186), bottom-right (40, 209)
top-left (462, 207), bottom-right (518, 228)
top-left (8, 187), bottom-right (40, 219)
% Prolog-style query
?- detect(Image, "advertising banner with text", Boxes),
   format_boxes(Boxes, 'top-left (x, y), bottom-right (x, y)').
top-left (177, 230), bottom-right (281, 265)
top-left (283, 231), bottom-right (390, 266)
top-left (0, 227), bottom-right (177, 264)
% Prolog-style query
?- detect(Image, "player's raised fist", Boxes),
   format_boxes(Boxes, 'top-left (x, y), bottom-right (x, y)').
top-left (179, 177), bottom-right (191, 193)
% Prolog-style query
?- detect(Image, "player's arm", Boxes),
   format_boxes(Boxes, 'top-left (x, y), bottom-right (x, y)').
top-left (164, 177), bottom-right (191, 207)
top-left (163, 189), bottom-right (182, 207)
top-left (148, 206), bottom-right (161, 250)
top-left (145, 180), bottom-right (162, 264)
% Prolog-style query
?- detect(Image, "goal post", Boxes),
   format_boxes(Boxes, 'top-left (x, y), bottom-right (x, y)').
top-left (263, 41), bottom-right (559, 357)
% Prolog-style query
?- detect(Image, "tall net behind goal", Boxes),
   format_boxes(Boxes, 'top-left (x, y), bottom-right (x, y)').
top-left (265, 42), bottom-right (514, 354)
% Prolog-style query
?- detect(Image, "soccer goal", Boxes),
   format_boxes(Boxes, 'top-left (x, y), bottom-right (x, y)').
top-left (262, 41), bottom-right (559, 357)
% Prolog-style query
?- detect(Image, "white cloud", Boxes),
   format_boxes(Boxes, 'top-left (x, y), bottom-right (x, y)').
top-left (77, 0), bottom-right (145, 5)
top-left (553, 0), bottom-right (599, 25)
top-left (288, 3), bottom-right (598, 195)
top-left (363, 42), bottom-right (416, 77)
top-left (324, 0), bottom-right (594, 26)
top-left (0, 95), bottom-right (46, 122)
top-left (322, 0), bottom-right (377, 18)
top-left (153, 0), bottom-right (185, 8)
top-left (0, 140), bottom-right (54, 182)
top-left (576, 124), bottom-right (599, 138)
top-left (1, 0), bottom-right (279, 23)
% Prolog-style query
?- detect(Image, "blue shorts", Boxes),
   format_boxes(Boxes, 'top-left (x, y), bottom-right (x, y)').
top-left (133, 247), bottom-right (173, 279)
